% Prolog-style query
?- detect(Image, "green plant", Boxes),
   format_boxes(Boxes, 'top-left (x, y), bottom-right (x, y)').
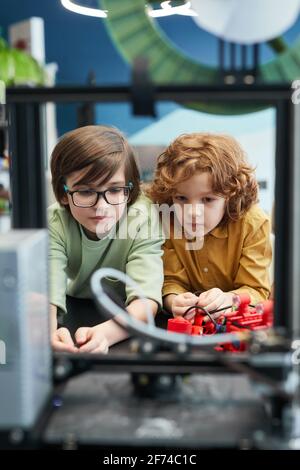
top-left (0, 35), bottom-right (45, 86)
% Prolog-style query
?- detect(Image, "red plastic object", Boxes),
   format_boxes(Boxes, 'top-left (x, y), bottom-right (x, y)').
top-left (260, 300), bottom-right (274, 327)
top-left (167, 295), bottom-right (274, 353)
top-left (232, 293), bottom-right (251, 314)
top-left (194, 312), bottom-right (204, 326)
top-left (167, 317), bottom-right (192, 335)
top-left (202, 322), bottom-right (217, 335)
top-left (191, 325), bottom-right (203, 336)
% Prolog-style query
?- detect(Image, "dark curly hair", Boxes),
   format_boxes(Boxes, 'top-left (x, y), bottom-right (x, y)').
top-left (147, 133), bottom-right (258, 225)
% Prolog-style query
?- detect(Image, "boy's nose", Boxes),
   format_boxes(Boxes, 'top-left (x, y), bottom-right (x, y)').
top-left (95, 194), bottom-right (109, 209)
top-left (187, 203), bottom-right (204, 220)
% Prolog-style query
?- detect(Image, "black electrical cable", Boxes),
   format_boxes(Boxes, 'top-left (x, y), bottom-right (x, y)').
top-left (184, 303), bottom-right (256, 319)
top-left (184, 305), bottom-right (219, 327)
top-left (183, 302), bottom-right (257, 331)
top-left (231, 321), bottom-right (251, 330)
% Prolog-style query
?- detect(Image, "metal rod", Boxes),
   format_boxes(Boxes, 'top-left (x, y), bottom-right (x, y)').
top-left (8, 102), bottom-right (47, 229)
top-left (274, 100), bottom-right (294, 333)
top-left (241, 45), bottom-right (247, 70)
top-left (230, 42), bottom-right (236, 69)
top-left (6, 85), bottom-right (292, 104)
top-left (218, 39), bottom-right (225, 72)
top-left (253, 43), bottom-right (260, 72)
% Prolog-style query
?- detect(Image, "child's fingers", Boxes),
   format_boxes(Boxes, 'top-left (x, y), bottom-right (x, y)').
top-left (173, 306), bottom-right (196, 317)
top-left (79, 336), bottom-right (108, 353)
top-left (55, 328), bottom-right (78, 351)
top-left (172, 293), bottom-right (198, 317)
top-left (183, 292), bottom-right (198, 299)
top-left (75, 327), bottom-right (90, 345)
top-left (203, 298), bottom-right (224, 312)
top-left (198, 288), bottom-right (222, 306)
top-left (78, 338), bottom-right (99, 353)
top-left (184, 311), bottom-right (196, 321)
top-left (179, 293), bottom-right (198, 307)
top-left (177, 293), bottom-right (199, 306)
top-left (52, 340), bottom-right (77, 353)
top-left (90, 343), bottom-right (109, 355)
top-left (202, 304), bottom-right (232, 323)
top-left (57, 327), bottom-right (74, 345)
top-left (202, 310), bottom-right (224, 323)
top-left (198, 291), bottom-right (209, 303)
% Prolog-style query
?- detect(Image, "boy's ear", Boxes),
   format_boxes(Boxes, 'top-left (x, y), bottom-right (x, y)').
top-left (61, 183), bottom-right (69, 205)
top-left (61, 194), bottom-right (69, 206)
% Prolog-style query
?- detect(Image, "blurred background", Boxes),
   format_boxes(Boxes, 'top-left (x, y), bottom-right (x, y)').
top-left (1, 0), bottom-right (300, 227)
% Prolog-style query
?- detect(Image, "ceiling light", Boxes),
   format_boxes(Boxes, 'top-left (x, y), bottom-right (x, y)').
top-left (60, 0), bottom-right (107, 18)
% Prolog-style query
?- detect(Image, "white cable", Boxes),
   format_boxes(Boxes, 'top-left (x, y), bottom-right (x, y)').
top-left (90, 267), bottom-right (246, 347)
top-left (91, 267), bottom-right (155, 329)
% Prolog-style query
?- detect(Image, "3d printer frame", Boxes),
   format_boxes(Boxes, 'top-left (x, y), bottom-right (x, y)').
top-left (6, 82), bottom-right (299, 336)
top-left (3, 81), bottom-right (300, 449)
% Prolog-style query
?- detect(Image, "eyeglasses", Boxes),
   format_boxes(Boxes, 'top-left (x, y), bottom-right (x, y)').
top-left (63, 182), bottom-right (133, 207)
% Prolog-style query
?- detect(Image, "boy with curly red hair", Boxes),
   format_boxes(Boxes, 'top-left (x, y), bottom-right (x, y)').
top-left (148, 133), bottom-right (272, 321)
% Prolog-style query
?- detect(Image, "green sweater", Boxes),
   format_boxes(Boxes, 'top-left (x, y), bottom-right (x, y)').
top-left (48, 195), bottom-right (164, 314)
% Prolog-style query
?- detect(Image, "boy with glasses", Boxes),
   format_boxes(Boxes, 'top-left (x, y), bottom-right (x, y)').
top-left (49, 125), bottom-right (164, 354)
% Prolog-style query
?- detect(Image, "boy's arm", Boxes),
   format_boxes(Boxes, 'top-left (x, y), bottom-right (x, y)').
top-left (50, 304), bottom-right (58, 334)
top-left (50, 303), bottom-right (78, 352)
top-left (125, 208), bottom-right (165, 309)
top-left (163, 294), bottom-right (178, 313)
top-left (76, 209), bottom-right (164, 351)
top-left (231, 218), bottom-right (272, 303)
top-left (48, 212), bottom-right (78, 351)
top-left (91, 298), bottom-right (158, 347)
top-left (48, 209), bottom-right (69, 314)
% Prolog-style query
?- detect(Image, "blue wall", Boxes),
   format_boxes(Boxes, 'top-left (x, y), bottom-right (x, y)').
top-left (0, 0), bottom-right (131, 134)
top-left (0, 0), bottom-right (130, 85)
top-left (1, 1), bottom-right (300, 136)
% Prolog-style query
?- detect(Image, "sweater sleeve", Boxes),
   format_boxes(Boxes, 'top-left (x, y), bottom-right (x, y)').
top-left (231, 217), bottom-right (272, 303)
top-left (48, 208), bottom-right (68, 313)
top-left (125, 208), bottom-right (164, 308)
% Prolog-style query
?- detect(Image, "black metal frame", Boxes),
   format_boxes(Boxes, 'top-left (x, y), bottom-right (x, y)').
top-left (8, 102), bottom-right (47, 228)
top-left (6, 83), bottom-right (295, 335)
top-left (3, 82), bottom-right (299, 451)
top-left (218, 40), bottom-right (260, 82)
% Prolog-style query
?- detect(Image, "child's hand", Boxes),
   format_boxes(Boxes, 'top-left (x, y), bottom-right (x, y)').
top-left (172, 292), bottom-right (199, 320)
top-left (197, 289), bottom-right (234, 322)
top-left (51, 327), bottom-right (78, 353)
top-left (75, 327), bottom-right (109, 354)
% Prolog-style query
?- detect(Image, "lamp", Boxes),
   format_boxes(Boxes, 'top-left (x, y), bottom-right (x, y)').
top-left (60, 0), bottom-right (107, 18)
top-left (60, 0), bottom-right (197, 19)
top-left (190, 0), bottom-right (300, 45)
top-left (148, 1), bottom-right (197, 17)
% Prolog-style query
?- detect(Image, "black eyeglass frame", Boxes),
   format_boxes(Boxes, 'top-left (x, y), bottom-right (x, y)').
top-left (63, 183), bottom-right (133, 207)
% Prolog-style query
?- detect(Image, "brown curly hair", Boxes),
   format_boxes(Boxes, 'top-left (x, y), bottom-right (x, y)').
top-left (147, 133), bottom-right (258, 225)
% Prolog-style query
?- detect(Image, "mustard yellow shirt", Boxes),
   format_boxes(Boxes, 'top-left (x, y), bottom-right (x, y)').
top-left (163, 205), bottom-right (272, 304)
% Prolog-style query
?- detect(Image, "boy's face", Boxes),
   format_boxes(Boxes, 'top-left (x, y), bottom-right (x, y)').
top-left (172, 172), bottom-right (226, 237)
top-left (63, 166), bottom-right (127, 240)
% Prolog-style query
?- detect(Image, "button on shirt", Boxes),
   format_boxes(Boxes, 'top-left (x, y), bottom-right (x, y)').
top-left (163, 205), bottom-right (272, 304)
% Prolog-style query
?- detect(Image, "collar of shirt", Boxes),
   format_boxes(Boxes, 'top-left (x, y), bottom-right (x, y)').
top-left (79, 223), bottom-right (112, 246)
top-left (209, 224), bottom-right (228, 239)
